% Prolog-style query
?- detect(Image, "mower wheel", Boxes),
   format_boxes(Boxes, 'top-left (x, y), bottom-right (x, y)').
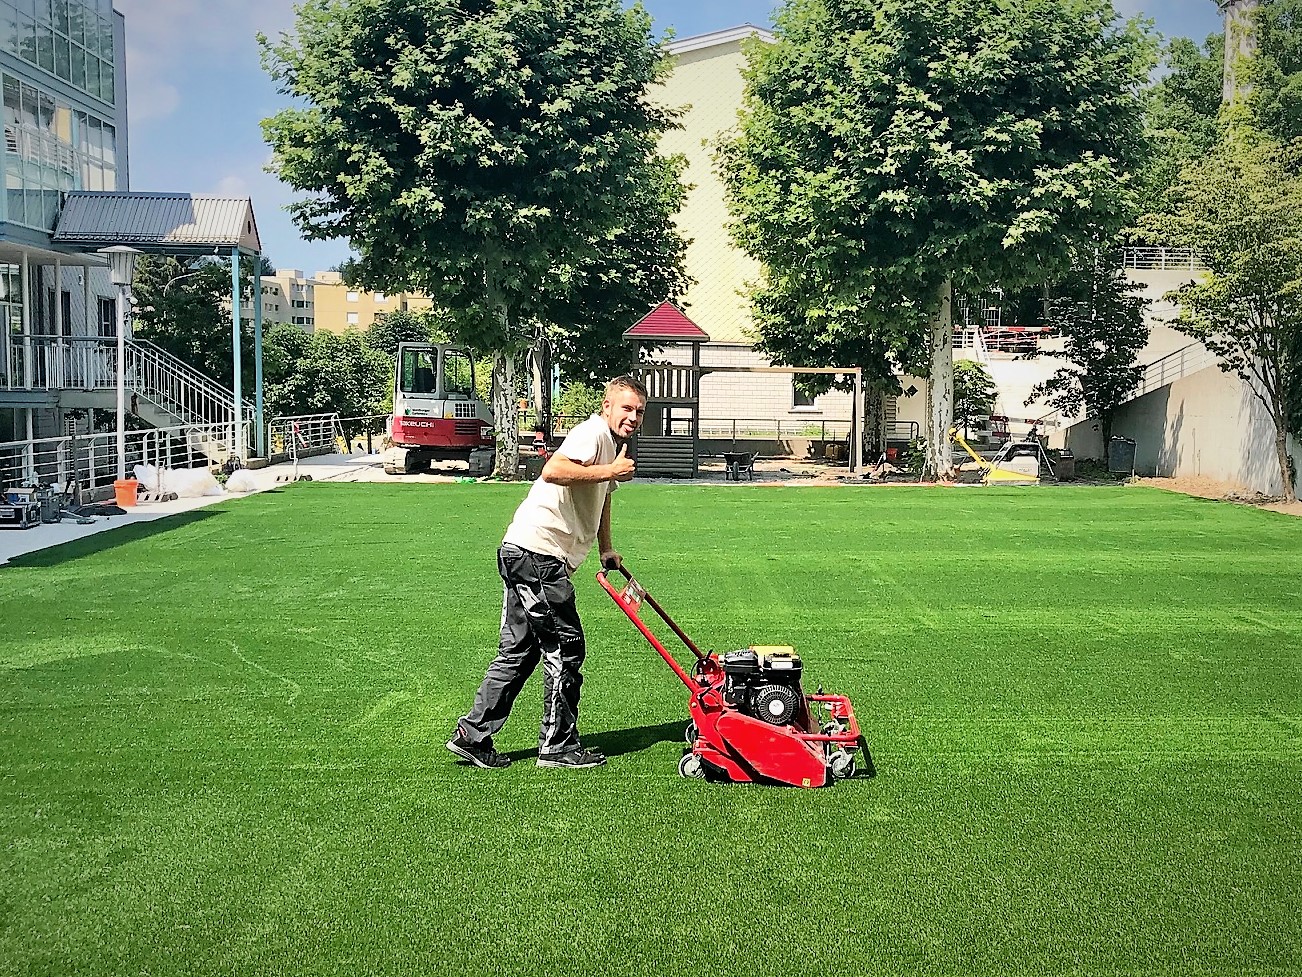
top-left (678, 753), bottom-right (706, 779)
top-left (829, 749), bottom-right (855, 780)
top-left (684, 722), bottom-right (698, 744)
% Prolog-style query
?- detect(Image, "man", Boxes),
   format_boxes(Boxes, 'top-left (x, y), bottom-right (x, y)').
top-left (446, 375), bottom-right (648, 771)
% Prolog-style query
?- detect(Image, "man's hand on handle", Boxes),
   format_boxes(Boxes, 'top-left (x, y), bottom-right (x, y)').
top-left (600, 550), bottom-right (623, 571)
top-left (609, 445), bottom-right (636, 482)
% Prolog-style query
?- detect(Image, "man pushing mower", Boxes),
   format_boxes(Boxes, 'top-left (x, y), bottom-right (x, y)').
top-left (446, 375), bottom-right (648, 771)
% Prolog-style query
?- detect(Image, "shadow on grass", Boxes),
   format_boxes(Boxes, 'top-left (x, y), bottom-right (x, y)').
top-left (2, 508), bottom-right (226, 569)
top-left (503, 720), bottom-right (684, 762)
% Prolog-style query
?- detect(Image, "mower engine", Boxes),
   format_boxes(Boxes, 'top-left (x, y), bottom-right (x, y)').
top-left (721, 648), bottom-right (805, 727)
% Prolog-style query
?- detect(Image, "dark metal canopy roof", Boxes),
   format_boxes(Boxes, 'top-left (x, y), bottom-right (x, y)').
top-left (51, 192), bottom-right (262, 255)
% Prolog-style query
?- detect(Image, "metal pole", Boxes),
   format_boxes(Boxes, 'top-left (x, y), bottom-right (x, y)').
top-left (253, 252), bottom-right (265, 457)
top-left (231, 250), bottom-right (243, 461)
top-left (115, 282), bottom-right (128, 481)
top-left (851, 369), bottom-right (863, 475)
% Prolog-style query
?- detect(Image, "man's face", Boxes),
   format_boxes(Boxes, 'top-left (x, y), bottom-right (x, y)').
top-left (602, 387), bottom-right (646, 441)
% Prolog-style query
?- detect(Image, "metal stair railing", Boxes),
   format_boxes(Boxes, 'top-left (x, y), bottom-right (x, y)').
top-left (1128, 343), bottom-right (1220, 402)
top-left (124, 338), bottom-right (255, 428)
top-left (2, 335), bottom-right (254, 431)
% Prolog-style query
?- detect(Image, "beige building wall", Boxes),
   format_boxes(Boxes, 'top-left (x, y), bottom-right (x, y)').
top-left (1067, 364), bottom-right (1300, 496)
top-left (658, 29), bottom-right (768, 346)
top-left (311, 270), bottom-right (433, 334)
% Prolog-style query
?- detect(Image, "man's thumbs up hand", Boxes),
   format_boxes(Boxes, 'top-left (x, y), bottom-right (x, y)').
top-left (610, 444), bottom-right (636, 482)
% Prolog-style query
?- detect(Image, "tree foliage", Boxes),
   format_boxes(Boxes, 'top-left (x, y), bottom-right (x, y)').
top-left (1138, 34), bottom-right (1225, 220)
top-left (1026, 247), bottom-right (1151, 446)
top-left (131, 254), bottom-right (257, 395)
top-left (720, 0), bottom-right (1155, 476)
top-left (1144, 134), bottom-right (1302, 501)
top-left (260, 0), bottom-right (686, 477)
top-left (262, 324), bottom-right (390, 428)
top-left (361, 309), bottom-right (450, 360)
top-left (953, 359), bottom-right (997, 438)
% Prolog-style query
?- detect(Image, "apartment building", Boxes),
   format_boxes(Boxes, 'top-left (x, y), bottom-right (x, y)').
top-left (310, 269), bottom-right (433, 334)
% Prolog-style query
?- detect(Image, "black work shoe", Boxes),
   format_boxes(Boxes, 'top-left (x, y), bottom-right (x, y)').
top-left (446, 735), bottom-right (512, 769)
top-left (537, 746), bottom-right (607, 769)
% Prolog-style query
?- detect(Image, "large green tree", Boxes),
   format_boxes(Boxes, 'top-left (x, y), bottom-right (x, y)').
top-left (1137, 33), bottom-right (1225, 221)
top-left (1026, 246), bottom-right (1151, 446)
top-left (260, 0), bottom-right (685, 477)
top-left (720, 0), bottom-right (1155, 477)
top-left (1145, 134), bottom-right (1302, 502)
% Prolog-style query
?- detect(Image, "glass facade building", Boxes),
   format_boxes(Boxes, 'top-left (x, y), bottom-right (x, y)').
top-left (0, 0), bottom-right (123, 233)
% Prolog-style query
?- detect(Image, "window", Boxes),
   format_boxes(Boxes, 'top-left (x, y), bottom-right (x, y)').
top-left (346, 311), bottom-right (359, 325)
top-left (346, 290), bottom-right (359, 302)
top-left (373, 292), bottom-right (386, 302)
top-left (400, 347), bottom-right (438, 395)
top-left (444, 349), bottom-right (474, 398)
top-left (97, 295), bottom-right (115, 337)
top-left (792, 381), bottom-right (816, 409)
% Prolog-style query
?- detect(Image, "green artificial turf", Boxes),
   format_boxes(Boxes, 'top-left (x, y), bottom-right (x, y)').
top-left (1, 483), bottom-right (1299, 976)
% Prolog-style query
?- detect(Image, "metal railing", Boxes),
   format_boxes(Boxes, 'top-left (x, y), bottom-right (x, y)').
top-left (1129, 342), bottom-right (1220, 401)
top-left (265, 413), bottom-right (346, 462)
top-left (129, 338), bottom-right (255, 428)
top-left (2, 336), bottom-right (254, 430)
top-left (0, 420), bottom-right (248, 494)
top-left (1122, 247), bottom-right (1207, 271)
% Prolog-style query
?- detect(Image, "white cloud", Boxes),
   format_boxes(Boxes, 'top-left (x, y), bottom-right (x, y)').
top-left (213, 175), bottom-right (250, 197)
top-left (113, 0), bottom-right (298, 122)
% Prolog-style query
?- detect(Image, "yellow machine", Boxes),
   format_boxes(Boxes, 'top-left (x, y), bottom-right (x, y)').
top-left (950, 428), bottom-right (1040, 485)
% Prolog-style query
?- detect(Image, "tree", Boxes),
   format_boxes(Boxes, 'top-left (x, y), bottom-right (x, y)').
top-left (262, 323), bottom-right (390, 431)
top-left (1025, 247), bottom-right (1151, 446)
top-left (362, 309), bottom-right (449, 360)
top-left (261, 0), bottom-right (685, 478)
top-left (953, 360), bottom-right (997, 439)
top-left (1257, 0), bottom-right (1302, 142)
top-left (1137, 33), bottom-right (1225, 221)
top-left (1144, 134), bottom-right (1302, 502)
top-left (540, 151), bottom-right (692, 385)
top-left (719, 0), bottom-right (1155, 478)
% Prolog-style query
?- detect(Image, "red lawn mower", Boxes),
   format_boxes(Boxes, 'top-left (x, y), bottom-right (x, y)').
top-left (597, 564), bottom-right (874, 788)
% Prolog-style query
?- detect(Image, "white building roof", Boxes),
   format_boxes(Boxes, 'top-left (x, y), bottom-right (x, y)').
top-left (666, 24), bottom-right (775, 55)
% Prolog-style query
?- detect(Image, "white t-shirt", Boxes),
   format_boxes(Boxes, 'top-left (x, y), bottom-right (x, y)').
top-left (502, 414), bottom-right (620, 572)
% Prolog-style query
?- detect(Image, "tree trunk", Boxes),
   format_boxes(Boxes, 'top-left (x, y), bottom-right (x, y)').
top-left (491, 350), bottom-right (520, 480)
top-left (924, 280), bottom-right (955, 480)
top-left (1275, 425), bottom-right (1297, 503)
top-left (863, 385), bottom-right (887, 461)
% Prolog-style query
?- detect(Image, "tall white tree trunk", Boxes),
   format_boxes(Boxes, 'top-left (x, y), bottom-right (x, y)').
top-left (491, 350), bottom-right (520, 480)
top-left (925, 280), bottom-right (955, 480)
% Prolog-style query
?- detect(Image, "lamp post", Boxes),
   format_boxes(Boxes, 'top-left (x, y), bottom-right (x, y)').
top-left (98, 246), bottom-right (141, 482)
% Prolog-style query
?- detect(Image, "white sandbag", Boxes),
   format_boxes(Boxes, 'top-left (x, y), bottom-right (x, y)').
top-left (132, 463), bottom-right (159, 491)
top-left (225, 469), bottom-right (260, 494)
top-left (165, 467), bottom-right (224, 498)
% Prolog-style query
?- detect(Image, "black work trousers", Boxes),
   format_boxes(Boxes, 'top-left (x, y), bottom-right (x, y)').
top-left (458, 544), bottom-right (587, 755)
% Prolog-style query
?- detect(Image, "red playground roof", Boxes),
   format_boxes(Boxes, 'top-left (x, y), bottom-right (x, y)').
top-left (623, 301), bottom-right (710, 342)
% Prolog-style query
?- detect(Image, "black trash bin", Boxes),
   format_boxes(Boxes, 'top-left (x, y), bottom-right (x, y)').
top-left (1107, 436), bottom-right (1136, 474)
top-left (1056, 449), bottom-right (1075, 481)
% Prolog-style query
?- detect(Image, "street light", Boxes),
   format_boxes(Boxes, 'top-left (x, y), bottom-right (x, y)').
top-left (98, 245), bottom-right (141, 482)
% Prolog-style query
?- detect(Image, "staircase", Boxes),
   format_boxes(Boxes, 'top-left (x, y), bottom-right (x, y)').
top-left (3, 335), bottom-right (255, 460)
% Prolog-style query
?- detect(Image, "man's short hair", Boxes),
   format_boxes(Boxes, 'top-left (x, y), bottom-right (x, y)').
top-left (605, 374), bottom-right (649, 401)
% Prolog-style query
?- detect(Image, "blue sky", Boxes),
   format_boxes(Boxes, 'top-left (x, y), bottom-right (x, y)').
top-left (112, 0), bottom-right (1227, 276)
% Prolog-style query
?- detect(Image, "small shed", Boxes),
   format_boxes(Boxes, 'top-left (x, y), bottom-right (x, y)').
top-left (624, 302), bottom-right (709, 477)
